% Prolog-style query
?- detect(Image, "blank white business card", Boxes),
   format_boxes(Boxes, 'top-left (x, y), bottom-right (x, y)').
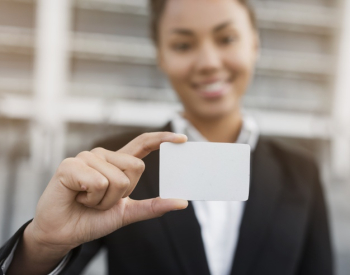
top-left (160, 142), bottom-right (250, 201)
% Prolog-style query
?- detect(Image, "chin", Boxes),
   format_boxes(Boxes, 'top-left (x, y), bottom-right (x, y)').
top-left (197, 100), bottom-right (239, 119)
top-left (195, 106), bottom-right (237, 121)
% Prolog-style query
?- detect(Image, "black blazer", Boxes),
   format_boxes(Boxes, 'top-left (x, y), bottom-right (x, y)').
top-left (0, 124), bottom-right (333, 275)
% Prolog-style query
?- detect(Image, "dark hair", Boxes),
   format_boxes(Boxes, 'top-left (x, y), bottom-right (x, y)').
top-left (149, 0), bottom-right (257, 45)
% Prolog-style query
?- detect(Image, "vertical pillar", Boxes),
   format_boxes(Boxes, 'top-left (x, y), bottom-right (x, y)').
top-left (31, 0), bottom-right (71, 193)
top-left (331, 0), bottom-right (350, 181)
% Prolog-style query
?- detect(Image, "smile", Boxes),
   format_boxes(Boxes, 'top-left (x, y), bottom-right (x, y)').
top-left (201, 81), bottom-right (226, 93)
top-left (194, 80), bottom-right (230, 99)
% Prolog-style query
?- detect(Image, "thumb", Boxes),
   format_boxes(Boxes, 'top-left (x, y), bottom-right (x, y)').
top-left (122, 197), bottom-right (188, 226)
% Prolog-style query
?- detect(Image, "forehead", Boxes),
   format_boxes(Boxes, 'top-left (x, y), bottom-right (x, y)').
top-left (161, 0), bottom-right (249, 32)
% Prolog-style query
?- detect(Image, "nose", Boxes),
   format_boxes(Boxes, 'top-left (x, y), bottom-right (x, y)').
top-left (194, 41), bottom-right (222, 75)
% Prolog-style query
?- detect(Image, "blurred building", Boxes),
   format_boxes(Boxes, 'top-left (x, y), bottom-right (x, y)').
top-left (0, 0), bottom-right (349, 274)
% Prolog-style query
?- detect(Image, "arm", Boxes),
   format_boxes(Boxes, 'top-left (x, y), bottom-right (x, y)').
top-left (3, 132), bottom-right (188, 275)
top-left (6, 224), bottom-right (72, 275)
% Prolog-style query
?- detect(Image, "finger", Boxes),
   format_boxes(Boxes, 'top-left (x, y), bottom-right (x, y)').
top-left (122, 197), bottom-right (188, 226)
top-left (118, 132), bottom-right (187, 159)
top-left (91, 148), bottom-right (145, 197)
top-left (55, 158), bottom-right (109, 206)
top-left (76, 151), bottom-right (130, 210)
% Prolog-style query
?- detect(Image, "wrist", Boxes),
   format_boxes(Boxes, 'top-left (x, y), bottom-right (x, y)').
top-left (7, 223), bottom-right (72, 275)
top-left (24, 222), bottom-right (71, 264)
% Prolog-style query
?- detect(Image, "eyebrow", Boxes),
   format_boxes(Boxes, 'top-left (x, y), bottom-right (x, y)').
top-left (171, 20), bottom-right (233, 36)
top-left (171, 29), bottom-right (194, 36)
top-left (213, 21), bottom-right (232, 32)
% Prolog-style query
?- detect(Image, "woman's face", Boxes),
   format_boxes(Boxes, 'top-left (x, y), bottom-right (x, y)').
top-left (158, 0), bottom-right (259, 120)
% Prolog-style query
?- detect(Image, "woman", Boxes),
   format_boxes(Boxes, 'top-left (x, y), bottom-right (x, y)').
top-left (70, 0), bottom-right (332, 274)
top-left (1, 0), bottom-right (333, 274)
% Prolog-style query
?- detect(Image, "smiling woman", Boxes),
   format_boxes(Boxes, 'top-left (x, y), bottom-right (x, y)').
top-left (0, 1), bottom-right (333, 275)
top-left (60, 1), bottom-right (330, 275)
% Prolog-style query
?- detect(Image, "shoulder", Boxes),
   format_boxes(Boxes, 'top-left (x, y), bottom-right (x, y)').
top-left (261, 137), bottom-right (315, 165)
top-left (257, 136), bottom-right (319, 180)
top-left (92, 123), bottom-right (172, 151)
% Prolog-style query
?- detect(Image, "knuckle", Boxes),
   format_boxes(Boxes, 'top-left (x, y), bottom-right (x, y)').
top-left (138, 132), bottom-right (152, 143)
top-left (94, 176), bottom-right (109, 191)
top-left (139, 134), bottom-right (153, 152)
top-left (142, 142), bottom-right (153, 154)
top-left (91, 147), bottom-right (105, 155)
top-left (151, 198), bottom-right (157, 216)
top-left (60, 157), bottom-right (75, 166)
top-left (117, 176), bottom-right (130, 189)
top-left (76, 150), bottom-right (92, 160)
top-left (56, 158), bottom-right (75, 176)
top-left (139, 132), bottom-right (149, 140)
top-left (133, 159), bottom-right (145, 173)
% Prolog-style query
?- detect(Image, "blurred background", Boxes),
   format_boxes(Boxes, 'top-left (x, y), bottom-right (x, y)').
top-left (0, 0), bottom-right (349, 274)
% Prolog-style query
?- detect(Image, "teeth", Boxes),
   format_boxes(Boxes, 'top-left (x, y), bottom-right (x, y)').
top-left (201, 81), bottom-right (224, 93)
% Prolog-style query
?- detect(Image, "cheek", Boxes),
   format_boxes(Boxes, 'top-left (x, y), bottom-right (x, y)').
top-left (162, 52), bottom-right (193, 84)
top-left (225, 49), bottom-right (253, 75)
top-left (224, 38), bottom-right (257, 74)
top-left (224, 51), bottom-right (255, 100)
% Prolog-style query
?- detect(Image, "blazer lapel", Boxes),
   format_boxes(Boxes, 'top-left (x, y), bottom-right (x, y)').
top-left (230, 138), bottom-right (283, 274)
top-left (160, 204), bottom-right (211, 275)
top-left (142, 123), bottom-right (211, 275)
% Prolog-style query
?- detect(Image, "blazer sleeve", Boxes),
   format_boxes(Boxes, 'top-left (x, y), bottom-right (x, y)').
top-left (0, 220), bottom-right (32, 270)
top-left (0, 220), bottom-right (83, 275)
top-left (297, 164), bottom-right (333, 275)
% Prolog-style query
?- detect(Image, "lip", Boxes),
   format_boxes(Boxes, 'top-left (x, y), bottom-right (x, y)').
top-left (193, 79), bottom-right (230, 99)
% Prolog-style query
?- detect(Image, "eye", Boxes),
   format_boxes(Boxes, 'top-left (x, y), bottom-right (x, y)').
top-left (219, 35), bottom-right (237, 45)
top-left (171, 42), bottom-right (192, 52)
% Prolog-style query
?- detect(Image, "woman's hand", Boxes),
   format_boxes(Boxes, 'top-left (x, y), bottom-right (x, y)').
top-left (8, 132), bottom-right (188, 275)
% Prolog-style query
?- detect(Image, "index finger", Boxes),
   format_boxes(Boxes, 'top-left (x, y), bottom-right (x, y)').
top-left (118, 132), bottom-right (187, 159)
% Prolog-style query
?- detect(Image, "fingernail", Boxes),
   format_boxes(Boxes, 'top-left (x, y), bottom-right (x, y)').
top-left (175, 134), bottom-right (188, 140)
top-left (172, 206), bottom-right (188, 211)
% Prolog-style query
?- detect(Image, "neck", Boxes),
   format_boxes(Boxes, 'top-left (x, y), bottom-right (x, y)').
top-left (184, 109), bottom-right (243, 143)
